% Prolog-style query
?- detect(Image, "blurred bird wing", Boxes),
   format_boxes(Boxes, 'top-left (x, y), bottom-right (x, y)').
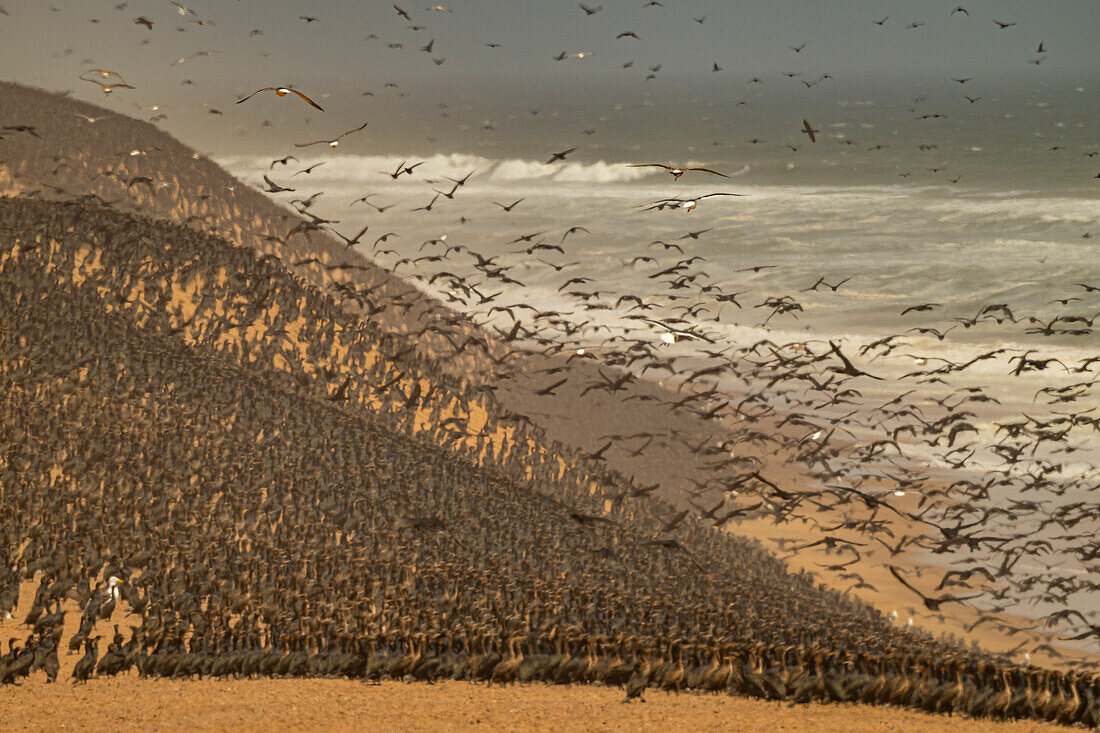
top-left (237, 87), bottom-right (277, 104)
top-left (288, 88), bottom-right (325, 110)
top-left (685, 167), bottom-right (729, 177)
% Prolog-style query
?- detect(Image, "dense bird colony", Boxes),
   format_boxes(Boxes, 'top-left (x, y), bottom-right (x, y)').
top-left (0, 0), bottom-right (1096, 726)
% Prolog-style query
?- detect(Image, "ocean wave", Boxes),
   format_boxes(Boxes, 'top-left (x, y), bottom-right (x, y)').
top-left (218, 152), bottom-right (657, 186)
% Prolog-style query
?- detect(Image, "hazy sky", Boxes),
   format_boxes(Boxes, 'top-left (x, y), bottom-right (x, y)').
top-left (0, 1), bottom-right (1096, 154)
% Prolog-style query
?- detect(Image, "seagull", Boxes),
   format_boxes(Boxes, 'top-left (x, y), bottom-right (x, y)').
top-left (236, 86), bottom-right (325, 111)
top-left (294, 121), bottom-right (368, 148)
top-left (641, 318), bottom-right (714, 344)
top-left (628, 163), bottom-right (728, 180)
top-left (83, 68), bottom-right (128, 83)
top-left (641, 193), bottom-right (745, 212)
top-left (82, 78), bottom-right (135, 94)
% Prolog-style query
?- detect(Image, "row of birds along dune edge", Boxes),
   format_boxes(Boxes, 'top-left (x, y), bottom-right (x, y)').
top-left (0, 194), bottom-right (1094, 727)
top-left (0, 82), bottom-right (1096, 722)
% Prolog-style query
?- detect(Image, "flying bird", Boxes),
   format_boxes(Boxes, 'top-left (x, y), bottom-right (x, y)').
top-left (641, 318), bottom-right (715, 345)
top-left (628, 163), bottom-right (729, 180)
top-left (236, 87), bottom-right (325, 111)
top-left (493, 198), bottom-right (525, 212)
top-left (261, 175), bottom-right (294, 193)
top-left (294, 121), bottom-right (368, 148)
top-left (82, 77), bottom-right (135, 94)
top-left (888, 566), bottom-right (983, 612)
top-left (546, 147), bottom-right (577, 164)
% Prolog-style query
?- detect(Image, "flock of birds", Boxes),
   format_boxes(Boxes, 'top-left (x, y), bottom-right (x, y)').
top-left (0, 194), bottom-right (1097, 728)
top-left (0, 0), bottom-right (1097, 726)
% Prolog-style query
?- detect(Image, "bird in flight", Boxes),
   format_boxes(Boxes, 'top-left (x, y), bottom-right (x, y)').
top-left (261, 175), bottom-right (294, 193)
top-left (629, 163), bottom-right (728, 180)
top-left (237, 87), bottom-right (325, 111)
top-left (993, 19), bottom-right (1016, 28)
top-left (641, 318), bottom-right (714, 344)
top-left (493, 198), bottom-right (525, 212)
top-left (888, 566), bottom-right (982, 612)
top-left (546, 147), bottom-right (577, 164)
top-left (83, 68), bottom-right (128, 83)
top-left (294, 121), bottom-right (368, 148)
top-left (269, 155), bottom-right (298, 169)
top-left (82, 77), bottom-right (134, 94)
top-left (801, 119), bottom-right (819, 143)
top-left (641, 193), bottom-right (744, 212)
top-left (579, 3), bottom-right (602, 15)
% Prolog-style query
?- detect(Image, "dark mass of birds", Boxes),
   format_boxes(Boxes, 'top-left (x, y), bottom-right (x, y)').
top-left (0, 0), bottom-right (1097, 727)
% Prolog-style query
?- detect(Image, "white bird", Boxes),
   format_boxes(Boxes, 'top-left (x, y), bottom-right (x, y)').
top-left (237, 86), bottom-right (325, 111)
top-left (294, 121), bottom-right (368, 148)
